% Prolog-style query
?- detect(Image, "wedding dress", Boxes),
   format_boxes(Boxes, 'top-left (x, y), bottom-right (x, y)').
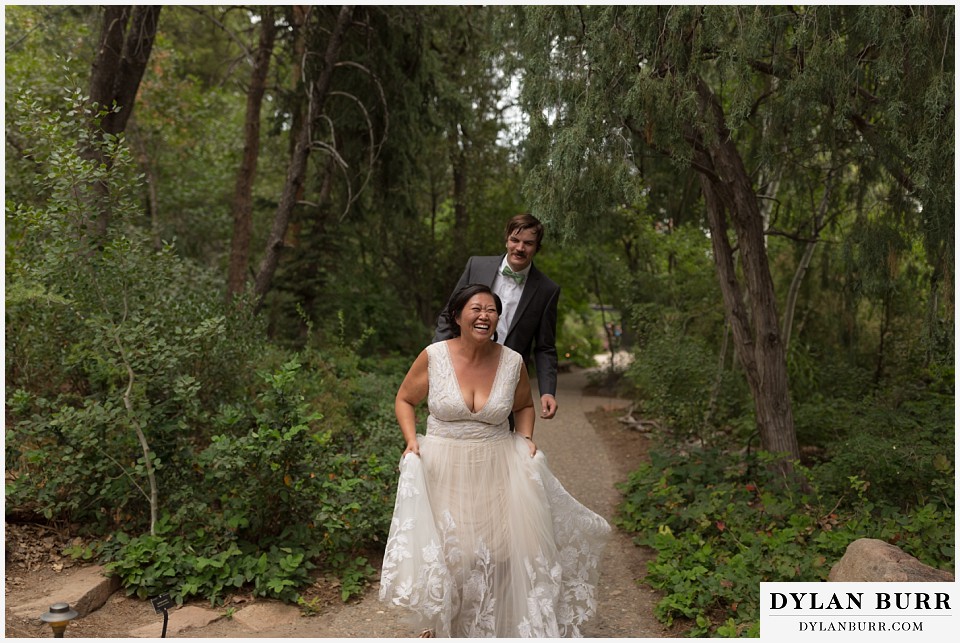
top-left (379, 342), bottom-right (610, 637)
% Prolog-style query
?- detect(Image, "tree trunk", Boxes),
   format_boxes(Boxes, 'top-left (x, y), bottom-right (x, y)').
top-left (705, 320), bottom-right (730, 432)
top-left (288, 6), bottom-right (310, 156)
top-left (782, 179), bottom-right (832, 351)
top-left (96, 6), bottom-right (161, 136)
top-left (450, 127), bottom-right (469, 260)
top-left (692, 78), bottom-right (801, 469)
top-left (86, 5), bottom-right (162, 237)
top-left (875, 294), bottom-right (892, 384)
top-left (227, 9), bottom-right (278, 300)
top-left (253, 5), bottom-right (355, 308)
top-left (589, 262), bottom-right (617, 373)
top-left (298, 155), bottom-right (338, 338)
top-left (126, 126), bottom-right (162, 250)
top-left (782, 239), bottom-right (817, 353)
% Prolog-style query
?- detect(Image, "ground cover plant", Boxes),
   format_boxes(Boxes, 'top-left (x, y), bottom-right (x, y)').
top-left (616, 369), bottom-right (955, 638)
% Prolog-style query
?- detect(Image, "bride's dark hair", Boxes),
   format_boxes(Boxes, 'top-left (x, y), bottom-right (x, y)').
top-left (442, 284), bottom-right (502, 338)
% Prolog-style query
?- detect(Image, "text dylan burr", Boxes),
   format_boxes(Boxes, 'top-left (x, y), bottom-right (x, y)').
top-left (770, 592), bottom-right (951, 611)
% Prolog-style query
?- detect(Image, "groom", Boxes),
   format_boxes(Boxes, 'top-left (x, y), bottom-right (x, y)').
top-left (433, 213), bottom-right (560, 419)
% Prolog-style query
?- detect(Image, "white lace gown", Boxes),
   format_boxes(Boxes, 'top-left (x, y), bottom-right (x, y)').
top-left (379, 342), bottom-right (610, 637)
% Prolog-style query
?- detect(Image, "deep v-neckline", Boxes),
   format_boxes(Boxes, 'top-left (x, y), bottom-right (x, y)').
top-left (443, 341), bottom-right (505, 415)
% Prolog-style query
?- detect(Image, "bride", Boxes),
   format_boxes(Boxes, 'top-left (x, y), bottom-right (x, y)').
top-left (379, 284), bottom-right (610, 638)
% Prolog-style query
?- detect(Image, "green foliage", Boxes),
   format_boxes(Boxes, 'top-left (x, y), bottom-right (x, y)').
top-left (6, 88), bottom-right (257, 531)
top-left (254, 5), bottom-right (525, 358)
top-left (626, 327), bottom-right (748, 445)
top-left (556, 309), bottom-right (607, 369)
top-left (195, 358), bottom-right (329, 544)
top-left (89, 354), bottom-right (402, 606)
top-left (508, 1), bottom-right (954, 469)
top-left (101, 527), bottom-right (318, 605)
top-left (4, 7), bottom-right (97, 202)
top-left (617, 355), bottom-right (953, 637)
top-left (617, 446), bottom-right (954, 637)
top-left (799, 390), bottom-right (954, 512)
top-left (6, 87), bottom-right (404, 606)
top-left (610, 220), bottom-right (752, 446)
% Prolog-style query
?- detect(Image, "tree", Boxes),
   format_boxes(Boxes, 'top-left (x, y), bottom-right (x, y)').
top-left (88, 6), bottom-right (162, 137)
top-left (253, 5), bottom-right (357, 307)
top-left (369, 5), bottom-right (515, 329)
top-left (120, 6), bottom-right (277, 264)
top-left (227, 7), bottom-right (278, 299)
top-left (261, 5), bottom-right (520, 347)
top-left (508, 6), bottom-right (954, 470)
top-left (84, 5), bottom-right (162, 237)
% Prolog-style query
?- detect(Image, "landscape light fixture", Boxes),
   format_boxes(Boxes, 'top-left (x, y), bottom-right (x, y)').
top-left (40, 602), bottom-right (78, 637)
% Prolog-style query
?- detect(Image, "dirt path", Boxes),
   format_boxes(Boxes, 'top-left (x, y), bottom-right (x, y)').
top-left (5, 367), bottom-right (680, 638)
top-left (538, 367), bottom-right (675, 639)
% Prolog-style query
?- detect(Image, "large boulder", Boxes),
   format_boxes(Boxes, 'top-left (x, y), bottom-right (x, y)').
top-left (828, 538), bottom-right (955, 582)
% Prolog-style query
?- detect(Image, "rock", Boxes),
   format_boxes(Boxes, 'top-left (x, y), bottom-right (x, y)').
top-left (828, 538), bottom-right (955, 582)
top-left (129, 605), bottom-right (222, 638)
top-left (230, 601), bottom-right (302, 632)
top-left (10, 565), bottom-right (121, 619)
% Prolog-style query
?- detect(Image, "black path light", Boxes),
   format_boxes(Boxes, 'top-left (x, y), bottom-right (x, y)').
top-left (40, 602), bottom-right (78, 637)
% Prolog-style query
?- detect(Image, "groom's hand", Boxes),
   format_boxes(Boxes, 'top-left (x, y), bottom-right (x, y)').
top-left (540, 394), bottom-right (558, 419)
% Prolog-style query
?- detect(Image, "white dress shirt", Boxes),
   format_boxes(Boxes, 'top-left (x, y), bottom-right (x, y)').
top-left (492, 258), bottom-right (530, 345)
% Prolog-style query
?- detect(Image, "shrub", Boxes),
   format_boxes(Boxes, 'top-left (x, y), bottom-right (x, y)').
top-left (625, 327), bottom-right (748, 445)
top-left (6, 88), bottom-right (404, 607)
top-left (617, 445), bottom-right (955, 637)
top-left (97, 355), bottom-right (403, 606)
top-left (6, 89), bottom-right (262, 531)
top-left (795, 388), bottom-right (954, 512)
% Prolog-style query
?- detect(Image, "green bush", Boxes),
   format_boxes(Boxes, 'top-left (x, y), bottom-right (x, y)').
top-left (6, 87), bottom-right (404, 607)
top-left (617, 446), bottom-right (955, 638)
top-left (557, 308), bottom-right (608, 368)
top-left (98, 522), bottom-right (320, 605)
top-left (625, 327), bottom-right (748, 445)
top-left (795, 387), bottom-right (954, 512)
top-left (97, 357), bottom-right (403, 605)
top-left (6, 89), bottom-right (261, 531)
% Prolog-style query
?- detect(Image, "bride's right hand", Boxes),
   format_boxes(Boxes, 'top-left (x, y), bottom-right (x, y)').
top-left (402, 439), bottom-right (420, 458)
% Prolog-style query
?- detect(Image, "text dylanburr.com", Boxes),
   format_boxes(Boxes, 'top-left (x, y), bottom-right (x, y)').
top-left (760, 582), bottom-right (955, 640)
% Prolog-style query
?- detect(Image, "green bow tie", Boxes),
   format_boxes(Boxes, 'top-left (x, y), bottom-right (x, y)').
top-left (501, 265), bottom-right (526, 285)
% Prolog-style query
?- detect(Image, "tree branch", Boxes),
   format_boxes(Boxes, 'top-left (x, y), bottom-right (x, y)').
top-left (849, 113), bottom-right (916, 193)
top-left (766, 229), bottom-right (834, 244)
top-left (90, 261), bottom-right (159, 535)
top-left (253, 5), bottom-right (356, 308)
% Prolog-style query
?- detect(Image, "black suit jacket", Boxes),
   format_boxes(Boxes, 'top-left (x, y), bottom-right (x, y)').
top-left (432, 255), bottom-right (560, 397)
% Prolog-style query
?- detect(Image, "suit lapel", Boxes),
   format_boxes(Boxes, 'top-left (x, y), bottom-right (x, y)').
top-left (478, 255), bottom-right (503, 287)
top-left (508, 264), bottom-right (541, 336)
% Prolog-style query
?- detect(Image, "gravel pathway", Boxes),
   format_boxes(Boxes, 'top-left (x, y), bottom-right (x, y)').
top-left (537, 368), bottom-right (672, 639)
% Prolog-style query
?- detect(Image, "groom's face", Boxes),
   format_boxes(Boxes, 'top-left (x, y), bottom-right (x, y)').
top-left (505, 228), bottom-right (539, 272)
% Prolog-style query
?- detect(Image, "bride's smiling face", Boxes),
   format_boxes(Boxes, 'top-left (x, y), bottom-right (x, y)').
top-left (456, 293), bottom-right (499, 341)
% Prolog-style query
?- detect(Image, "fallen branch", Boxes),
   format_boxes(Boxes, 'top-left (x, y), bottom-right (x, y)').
top-left (618, 405), bottom-right (662, 433)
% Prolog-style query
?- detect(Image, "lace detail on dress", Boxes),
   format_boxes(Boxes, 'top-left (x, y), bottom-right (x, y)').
top-left (424, 342), bottom-right (516, 441)
top-left (379, 342), bottom-right (610, 637)
top-left (459, 539), bottom-right (497, 637)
